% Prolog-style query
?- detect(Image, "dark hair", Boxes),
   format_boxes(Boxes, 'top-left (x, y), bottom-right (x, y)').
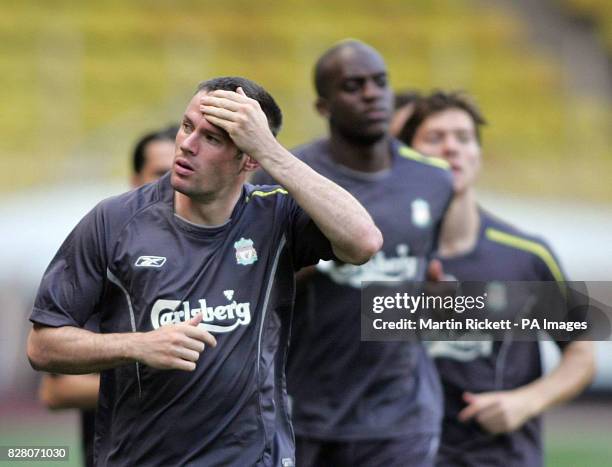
top-left (394, 90), bottom-right (421, 110)
top-left (196, 76), bottom-right (282, 136)
top-left (399, 91), bottom-right (487, 145)
top-left (132, 125), bottom-right (179, 175)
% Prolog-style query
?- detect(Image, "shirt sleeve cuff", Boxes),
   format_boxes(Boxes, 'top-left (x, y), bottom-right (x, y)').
top-left (30, 307), bottom-right (81, 328)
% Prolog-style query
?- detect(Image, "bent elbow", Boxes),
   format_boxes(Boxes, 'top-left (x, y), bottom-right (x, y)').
top-left (28, 353), bottom-right (46, 372)
top-left (368, 226), bottom-right (384, 256)
top-left (28, 349), bottom-right (47, 372)
top-left (27, 331), bottom-right (49, 371)
top-left (361, 227), bottom-right (384, 263)
top-left (349, 225), bottom-right (384, 265)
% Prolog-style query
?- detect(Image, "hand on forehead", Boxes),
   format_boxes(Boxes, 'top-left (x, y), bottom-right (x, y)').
top-left (197, 87), bottom-right (275, 158)
top-left (199, 87), bottom-right (251, 111)
top-left (198, 88), bottom-right (253, 133)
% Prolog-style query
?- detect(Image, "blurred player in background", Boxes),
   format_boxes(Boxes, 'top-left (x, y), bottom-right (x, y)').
top-left (131, 125), bottom-right (179, 186)
top-left (28, 76), bottom-right (381, 466)
top-left (389, 89), bottom-right (421, 138)
top-left (400, 90), bottom-right (595, 466)
top-left (254, 40), bottom-right (452, 467)
top-left (38, 374), bottom-right (98, 467)
top-left (37, 124), bottom-right (179, 467)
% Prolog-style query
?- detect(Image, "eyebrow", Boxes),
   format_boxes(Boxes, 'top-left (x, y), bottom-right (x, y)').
top-left (202, 125), bottom-right (226, 139)
top-left (182, 115), bottom-right (195, 127)
top-left (184, 113), bottom-right (228, 139)
top-left (424, 128), bottom-right (475, 137)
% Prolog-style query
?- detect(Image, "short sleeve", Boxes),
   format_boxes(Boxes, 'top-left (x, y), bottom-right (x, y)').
top-left (283, 196), bottom-right (335, 270)
top-left (532, 239), bottom-right (566, 283)
top-left (531, 240), bottom-right (591, 347)
top-left (30, 204), bottom-right (108, 328)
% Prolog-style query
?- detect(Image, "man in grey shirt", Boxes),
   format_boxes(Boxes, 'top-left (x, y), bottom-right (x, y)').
top-left (254, 41), bottom-right (453, 467)
top-left (27, 76), bottom-right (382, 466)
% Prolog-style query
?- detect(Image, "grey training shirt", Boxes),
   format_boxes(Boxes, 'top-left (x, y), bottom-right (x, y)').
top-left (31, 174), bottom-right (334, 466)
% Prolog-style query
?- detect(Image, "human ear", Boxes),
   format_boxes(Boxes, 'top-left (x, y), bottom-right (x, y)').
top-left (241, 155), bottom-right (260, 173)
top-left (315, 97), bottom-right (330, 118)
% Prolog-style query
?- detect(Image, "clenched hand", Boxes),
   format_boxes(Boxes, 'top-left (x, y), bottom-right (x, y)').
top-left (458, 390), bottom-right (538, 434)
top-left (132, 314), bottom-right (217, 372)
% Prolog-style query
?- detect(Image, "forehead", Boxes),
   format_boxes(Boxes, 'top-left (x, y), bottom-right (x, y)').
top-left (183, 91), bottom-right (228, 136)
top-left (329, 46), bottom-right (387, 78)
top-left (184, 91), bottom-right (207, 115)
top-left (420, 108), bottom-right (476, 132)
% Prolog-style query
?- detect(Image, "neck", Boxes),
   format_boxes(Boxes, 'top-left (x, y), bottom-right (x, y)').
top-left (438, 188), bottom-right (480, 258)
top-left (328, 127), bottom-right (392, 172)
top-left (174, 184), bottom-right (243, 227)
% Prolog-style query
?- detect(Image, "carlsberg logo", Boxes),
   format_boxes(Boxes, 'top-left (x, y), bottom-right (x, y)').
top-left (151, 296), bottom-right (251, 333)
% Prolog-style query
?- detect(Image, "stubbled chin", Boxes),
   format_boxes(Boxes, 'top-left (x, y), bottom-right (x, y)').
top-left (170, 172), bottom-right (188, 191)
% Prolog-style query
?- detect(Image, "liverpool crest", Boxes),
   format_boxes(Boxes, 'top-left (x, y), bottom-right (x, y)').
top-left (234, 238), bottom-right (258, 265)
top-left (411, 198), bottom-right (431, 228)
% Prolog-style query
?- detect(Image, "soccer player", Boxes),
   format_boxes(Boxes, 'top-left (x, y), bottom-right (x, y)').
top-left (401, 90), bottom-right (596, 466)
top-left (253, 40), bottom-right (453, 466)
top-left (27, 76), bottom-right (382, 466)
top-left (37, 124), bottom-right (178, 467)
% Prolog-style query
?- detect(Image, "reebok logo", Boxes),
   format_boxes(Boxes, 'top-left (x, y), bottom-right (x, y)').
top-left (135, 256), bottom-right (166, 268)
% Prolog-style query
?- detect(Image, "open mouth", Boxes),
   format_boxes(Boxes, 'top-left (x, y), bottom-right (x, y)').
top-left (174, 158), bottom-right (195, 176)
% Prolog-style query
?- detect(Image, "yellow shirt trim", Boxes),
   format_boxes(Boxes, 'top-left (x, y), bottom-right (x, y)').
top-left (398, 146), bottom-right (450, 170)
top-left (485, 227), bottom-right (566, 296)
top-left (246, 187), bottom-right (288, 202)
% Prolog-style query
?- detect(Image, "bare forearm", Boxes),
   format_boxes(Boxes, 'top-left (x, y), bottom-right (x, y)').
top-left (257, 145), bottom-right (382, 263)
top-left (521, 341), bottom-right (595, 414)
top-left (28, 325), bottom-right (137, 374)
top-left (39, 374), bottom-right (99, 409)
top-left (199, 89), bottom-right (381, 262)
top-left (28, 316), bottom-right (217, 374)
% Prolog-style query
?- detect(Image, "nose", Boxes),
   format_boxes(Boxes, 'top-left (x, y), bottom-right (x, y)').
top-left (362, 78), bottom-right (384, 101)
top-left (180, 131), bottom-right (198, 156)
top-left (442, 135), bottom-right (461, 157)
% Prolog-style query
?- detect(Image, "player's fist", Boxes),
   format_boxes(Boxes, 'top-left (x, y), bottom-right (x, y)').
top-left (458, 390), bottom-right (537, 434)
top-left (130, 313), bottom-right (217, 372)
